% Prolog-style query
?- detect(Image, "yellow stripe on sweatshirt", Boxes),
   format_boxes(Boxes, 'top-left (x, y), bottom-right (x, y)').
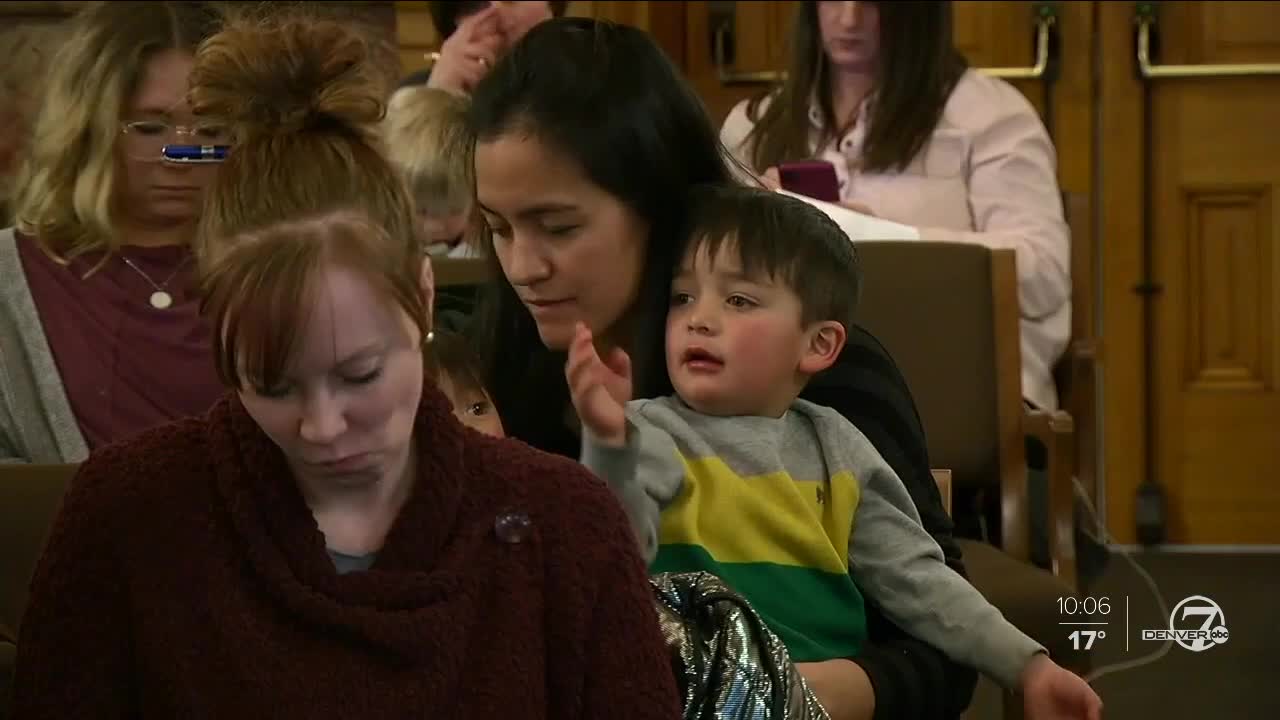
top-left (657, 454), bottom-right (860, 575)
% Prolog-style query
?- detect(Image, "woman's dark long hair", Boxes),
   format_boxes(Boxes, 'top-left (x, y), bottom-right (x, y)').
top-left (746, 1), bottom-right (967, 174)
top-left (466, 17), bottom-right (739, 452)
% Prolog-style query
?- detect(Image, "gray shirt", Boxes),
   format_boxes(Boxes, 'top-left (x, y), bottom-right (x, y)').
top-left (328, 549), bottom-right (377, 575)
top-left (582, 394), bottom-right (1043, 690)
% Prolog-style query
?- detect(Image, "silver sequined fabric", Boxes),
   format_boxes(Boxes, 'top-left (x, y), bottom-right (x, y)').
top-left (651, 572), bottom-right (831, 720)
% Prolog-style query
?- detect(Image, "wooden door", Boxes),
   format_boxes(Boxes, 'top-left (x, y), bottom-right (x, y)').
top-left (1101, 1), bottom-right (1280, 544)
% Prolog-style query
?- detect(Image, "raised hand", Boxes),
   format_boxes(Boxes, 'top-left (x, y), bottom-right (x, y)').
top-left (565, 322), bottom-right (632, 447)
top-left (759, 166), bottom-right (782, 191)
top-left (426, 6), bottom-right (504, 96)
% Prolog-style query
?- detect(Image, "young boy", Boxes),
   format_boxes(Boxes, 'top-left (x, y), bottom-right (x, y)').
top-left (568, 185), bottom-right (1101, 719)
top-left (425, 328), bottom-right (505, 438)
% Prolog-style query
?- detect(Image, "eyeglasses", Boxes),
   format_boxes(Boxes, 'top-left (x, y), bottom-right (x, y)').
top-left (119, 120), bottom-right (231, 161)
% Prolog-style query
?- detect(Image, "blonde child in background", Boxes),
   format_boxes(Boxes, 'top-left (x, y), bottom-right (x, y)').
top-left (384, 85), bottom-right (479, 257)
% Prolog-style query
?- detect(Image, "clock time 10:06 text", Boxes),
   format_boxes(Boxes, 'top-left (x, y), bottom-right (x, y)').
top-left (1058, 596), bottom-right (1111, 615)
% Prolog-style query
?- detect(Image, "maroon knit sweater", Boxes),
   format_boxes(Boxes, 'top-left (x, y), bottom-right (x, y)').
top-left (10, 388), bottom-right (681, 719)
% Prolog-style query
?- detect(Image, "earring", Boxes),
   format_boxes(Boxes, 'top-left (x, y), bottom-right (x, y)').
top-left (425, 330), bottom-right (435, 344)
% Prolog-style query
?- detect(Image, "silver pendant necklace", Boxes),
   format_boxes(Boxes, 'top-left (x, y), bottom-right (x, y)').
top-left (119, 254), bottom-right (190, 310)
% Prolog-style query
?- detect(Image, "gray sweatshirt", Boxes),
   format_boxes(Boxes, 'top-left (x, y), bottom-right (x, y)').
top-left (582, 394), bottom-right (1043, 689)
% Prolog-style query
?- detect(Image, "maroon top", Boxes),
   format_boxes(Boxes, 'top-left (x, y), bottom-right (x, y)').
top-left (11, 388), bottom-right (683, 719)
top-left (16, 232), bottom-right (223, 450)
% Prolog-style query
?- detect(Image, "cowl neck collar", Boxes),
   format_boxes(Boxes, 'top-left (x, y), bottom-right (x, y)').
top-left (204, 385), bottom-right (473, 661)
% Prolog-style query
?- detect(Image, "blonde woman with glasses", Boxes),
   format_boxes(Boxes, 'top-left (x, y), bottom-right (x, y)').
top-left (0, 1), bottom-right (228, 463)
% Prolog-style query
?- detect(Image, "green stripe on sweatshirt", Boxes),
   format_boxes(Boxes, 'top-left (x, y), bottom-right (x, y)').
top-left (652, 543), bottom-right (866, 662)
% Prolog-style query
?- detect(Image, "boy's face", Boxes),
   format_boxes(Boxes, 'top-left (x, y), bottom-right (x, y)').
top-left (666, 241), bottom-right (823, 418)
top-left (437, 373), bottom-right (506, 438)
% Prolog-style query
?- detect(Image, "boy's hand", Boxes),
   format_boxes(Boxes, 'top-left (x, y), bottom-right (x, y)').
top-left (795, 660), bottom-right (875, 720)
top-left (1021, 654), bottom-right (1103, 720)
top-left (566, 322), bottom-right (632, 447)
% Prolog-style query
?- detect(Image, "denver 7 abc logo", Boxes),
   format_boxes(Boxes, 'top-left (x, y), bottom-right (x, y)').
top-left (1141, 595), bottom-right (1229, 652)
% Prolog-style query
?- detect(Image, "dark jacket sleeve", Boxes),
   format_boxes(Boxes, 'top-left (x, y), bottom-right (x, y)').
top-left (580, 541), bottom-right (683, 720)
top-left (801, 325), bottom-right (978, 720)
top-left (548, 461), bottom-right (683, 720)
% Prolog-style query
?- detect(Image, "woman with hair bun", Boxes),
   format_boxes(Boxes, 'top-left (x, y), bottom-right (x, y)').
top-left (9, 11), bottom-right (681, 720)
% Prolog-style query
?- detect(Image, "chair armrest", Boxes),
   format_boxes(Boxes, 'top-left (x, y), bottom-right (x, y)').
top-left (0, 623), bottom-right (14, 644)
top-left (433, 257), bottom-right (489, 288)
top-left (931, 469), bottom-right (952, 517)
top-left (1023, 408), bottom-right (1079, 590)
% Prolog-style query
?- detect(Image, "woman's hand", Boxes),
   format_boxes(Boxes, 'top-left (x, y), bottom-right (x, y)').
top-left (837, 200), bottom-right (877, 216)
top-left (760, 165), bottom-right (875, 217)
top-left (426, 7), bottom-right (504, 96)
top-left (795, 659), bottom-right (875, 720)
top-left (565, 322), bottom-right (632, 447)
top-left (1021, 654), bottom-right (1103, 720)
top-left (760, 166), bottom-right (783, 191)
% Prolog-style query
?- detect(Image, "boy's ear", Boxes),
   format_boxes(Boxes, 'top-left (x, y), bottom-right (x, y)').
top-left (798, 321), bottom-right (846, 375)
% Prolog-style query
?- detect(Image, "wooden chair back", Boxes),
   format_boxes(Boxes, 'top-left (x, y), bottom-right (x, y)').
top-left (0, 463), bottom-right (79, 633)
top-left (854, 242), bottom-right (1031, 559)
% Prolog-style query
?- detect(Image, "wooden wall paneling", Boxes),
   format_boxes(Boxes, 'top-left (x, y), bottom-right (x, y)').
top-left (681, 1), bottom-right (790, 128)
top-left (1100, 0), bottom-right (1280, 544)
top-left (394, 1), bottom-right (662, 76)
top-left (646, 1), bottom-right (687, 71)
top-left (1053, 2), bottom-right (1100, 504)
top-left (1098, 1), bottom-right (1147, 544)
top-left (395, 0), bottom-right (438, 76)
top-left (1144, 1), bottom-right (1280, 542)
top-left (584, 1), bottom-right (649, 28)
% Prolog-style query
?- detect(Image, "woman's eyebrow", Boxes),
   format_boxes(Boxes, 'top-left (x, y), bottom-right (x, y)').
top-left (335, 342), bottom-right (387, 368)
top-left (477, 201), bottom-right (579, 220)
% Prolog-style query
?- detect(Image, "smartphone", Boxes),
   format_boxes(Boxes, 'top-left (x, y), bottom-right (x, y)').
top-left (162, 144), bottom-right (229, 164)
top-left (777, 160), bottom-right (841, 203)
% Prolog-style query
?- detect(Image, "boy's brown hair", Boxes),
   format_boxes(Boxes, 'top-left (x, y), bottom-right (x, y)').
top-left (680, 184), bottom-right (861, 331)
